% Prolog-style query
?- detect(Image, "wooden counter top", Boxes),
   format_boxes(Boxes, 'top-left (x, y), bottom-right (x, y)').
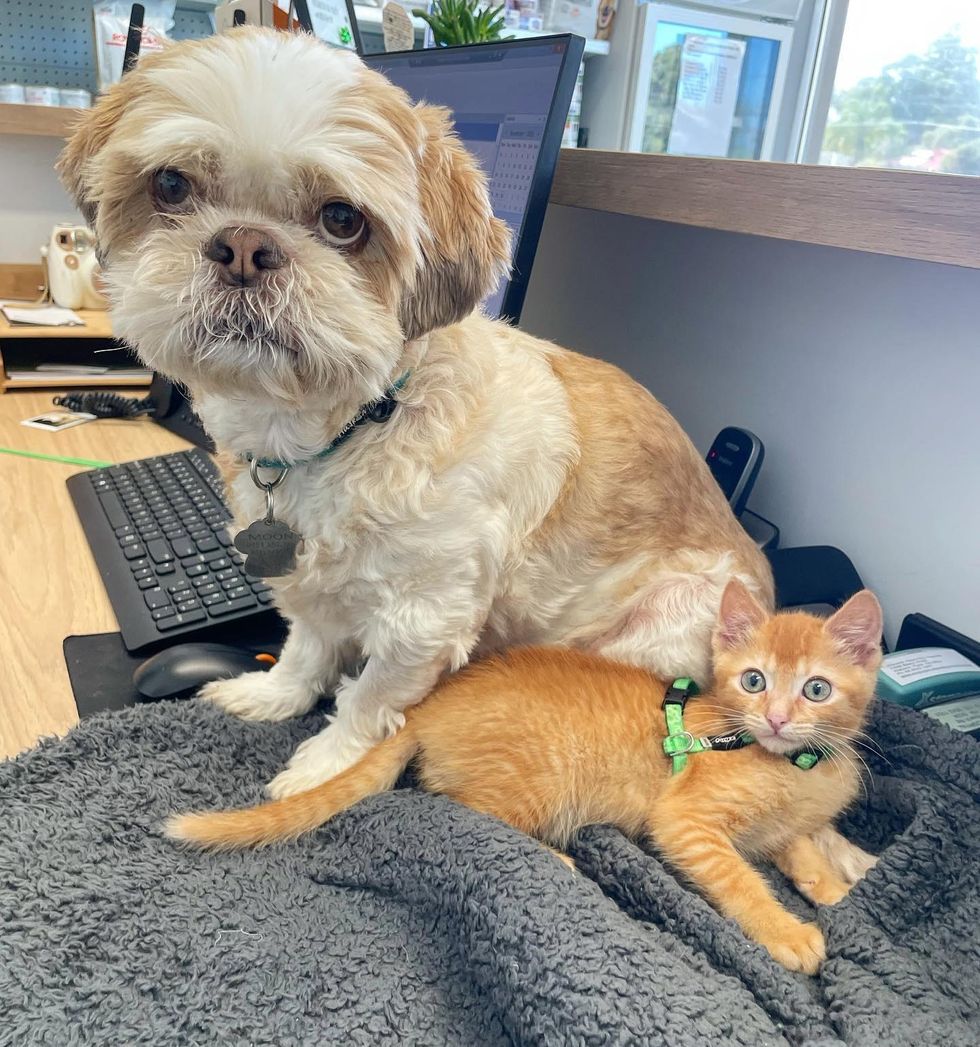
top-left (551, 150), bottom-right (980, 271)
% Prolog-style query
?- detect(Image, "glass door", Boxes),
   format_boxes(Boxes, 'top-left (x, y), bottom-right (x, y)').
top-left (628, 3), bottom-right (794, 160)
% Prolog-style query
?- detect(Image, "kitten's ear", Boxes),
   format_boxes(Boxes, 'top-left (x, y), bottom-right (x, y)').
top-left (824, 590), bottom-right (883, 667)
top-left (714, 579), bottom-right (768, 652)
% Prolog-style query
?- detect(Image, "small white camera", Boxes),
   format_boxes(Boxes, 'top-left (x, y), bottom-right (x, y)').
top-left (42, 224), bottom-right (108, 310)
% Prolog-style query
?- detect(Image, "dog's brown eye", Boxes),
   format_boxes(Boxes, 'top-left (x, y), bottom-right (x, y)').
top-left (320, 200), bottom-right (366, 246)
top-left (151, 169), bottom-right (192, 208)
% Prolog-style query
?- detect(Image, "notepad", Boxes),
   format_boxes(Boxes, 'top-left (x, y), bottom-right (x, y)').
top-left (1, 304), bottom-right (85, 327)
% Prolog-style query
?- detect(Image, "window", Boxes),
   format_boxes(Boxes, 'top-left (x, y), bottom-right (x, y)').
top-left (820, 1), bottom-right (980, 175)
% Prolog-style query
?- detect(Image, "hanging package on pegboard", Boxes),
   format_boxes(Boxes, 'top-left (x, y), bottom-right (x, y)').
top-left (92, 1), bottom-right (176, 91)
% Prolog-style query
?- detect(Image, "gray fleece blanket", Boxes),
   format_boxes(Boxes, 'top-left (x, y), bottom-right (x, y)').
top-left (2, 697), bottom-right (978, 1046)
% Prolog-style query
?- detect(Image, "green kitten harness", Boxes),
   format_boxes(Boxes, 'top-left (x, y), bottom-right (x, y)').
top-left (661, 678), bottom-right (825, 774)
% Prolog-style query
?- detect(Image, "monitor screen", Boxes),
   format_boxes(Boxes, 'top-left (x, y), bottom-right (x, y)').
top-left (365, 35), bottom-right (583, 323)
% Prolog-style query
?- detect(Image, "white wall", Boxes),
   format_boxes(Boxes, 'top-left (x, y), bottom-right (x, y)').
top-left (0, 136), bottom-right (82, 264)
top-left (521, 204), bottom-right (980, 645)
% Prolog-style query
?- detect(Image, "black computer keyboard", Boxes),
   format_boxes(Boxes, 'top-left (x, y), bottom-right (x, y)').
top-left (67, 449), bottom-right (275, 651)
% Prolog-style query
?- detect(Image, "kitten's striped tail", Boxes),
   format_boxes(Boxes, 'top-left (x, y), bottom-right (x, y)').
top-left (164, 726), bottom-right (419, 850)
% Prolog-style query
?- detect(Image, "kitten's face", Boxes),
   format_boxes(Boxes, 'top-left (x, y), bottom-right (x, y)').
top-left (712, 584), bottom-right (883, 755)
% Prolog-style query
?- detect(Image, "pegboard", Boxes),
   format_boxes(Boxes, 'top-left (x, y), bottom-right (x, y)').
top-left (0, 2), bottom-right (213, 96)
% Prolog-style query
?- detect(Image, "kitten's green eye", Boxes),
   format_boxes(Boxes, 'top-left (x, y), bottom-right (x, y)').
top-left (740, 669), bottom-right (766, 693)
top-left (802, 677), bottom-right (833, 702)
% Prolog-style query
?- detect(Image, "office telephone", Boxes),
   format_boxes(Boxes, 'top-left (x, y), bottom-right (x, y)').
top-left (880, 614), bottom-right (980, 738)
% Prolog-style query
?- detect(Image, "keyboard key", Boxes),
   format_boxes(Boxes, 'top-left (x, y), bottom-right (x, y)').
top-left (137, 576), bottom-right (157, 590)
top-left (113, 525), bottom-right (134, 537)
top-left (128, 558), bottom-right (149, 572)
top-left (250, 580), bottom-right (272, 593)
top-left (98, 492), bottom-right (128, 529)
top-left (147, 539), bottom-right (174, 564)
top-left (181, 554), bottom-right (206, 568)
top-left (216, 568), bottom-right (236, 582)
top-left (257, 591), bottom-right (275, 604)
top-left (123, 544), bottom-right (147, 561)
top-left (207, 595), bottom-right (257, 617)
top-left (156, 609), bottom-right (207, 631)
top-left (172, 538), bottom-right (196, 559)
top-left (225, 585), bottom-right (249, 601)
top-left (118, 534), bottom-right (139, 547)
top-left (151, 606), bottom-right (176, 621)
top-left (176, 599), bottom-right (200, 613)
top-left (195, 535), bottom-right (219, 552)
top-left (143, 588), bottom-right (170, 610)
top-left (207, 556), bottom-right (230, 571)
top-left (186, 563), bottom-right (207, 577)
top-left (229, 552), bottom-right (245, 566)
top-left (133, 567), bottom-right (153, 581)
top-left (216, 530), bottom-right (233, 544)
top-left (221, 576), bottom-right (242, 590)
top-left (194, 580), bottom-right (219, 594)
top-left (156, 563), bottom-right (176, 576)
top-left (202, 593), bottom-right (226, 607)
top-left (141, 529), bottom-right (163, 542)
top-left (167, 580), bottom-right (191, 593)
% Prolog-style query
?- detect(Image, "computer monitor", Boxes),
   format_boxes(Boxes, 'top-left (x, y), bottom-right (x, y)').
top-left (365, 35), bottom-right (584, 323)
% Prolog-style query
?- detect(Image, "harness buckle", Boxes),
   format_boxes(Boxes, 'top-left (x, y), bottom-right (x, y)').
top-left (663, 731), bottom-right (697, 757)
top-left (662, 676), bottom-right (699, 710)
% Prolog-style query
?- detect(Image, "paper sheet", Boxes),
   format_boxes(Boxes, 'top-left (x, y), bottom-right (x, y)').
top-left (667, 35), bottom-right (745, 158)
top-left (2, 304), bottom-right (85, 327)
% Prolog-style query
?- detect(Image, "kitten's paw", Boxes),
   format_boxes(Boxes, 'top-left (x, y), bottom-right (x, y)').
top-left (835, 844), bottom-right (878, 886)
top-left (763, 921), bottom-right (826, 975)
top-left (794, 874), bottom-right (851, 906)
top-left (266, 721), bottom-right (374, 798)
top-left (811, 826), bottom-right (878, 885)
top-left (199, 671), bottom-right (316, 722)
top-left (544, 845), bottom-right (577, 872)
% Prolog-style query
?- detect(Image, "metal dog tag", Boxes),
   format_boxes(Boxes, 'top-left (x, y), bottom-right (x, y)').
top-left (234, 463), bottom-right (303, 578)
top-left (234, 518), bottom-right (301, 578)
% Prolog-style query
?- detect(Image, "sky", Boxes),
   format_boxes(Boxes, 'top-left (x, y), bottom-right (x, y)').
top-left (833, 0), bottom-right (980, 90)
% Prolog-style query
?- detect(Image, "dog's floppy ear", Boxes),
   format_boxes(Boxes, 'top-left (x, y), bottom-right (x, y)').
top-left (400, 105), bottom-right (512, 340)
top-left (57, 74), bottom-right (142, 227)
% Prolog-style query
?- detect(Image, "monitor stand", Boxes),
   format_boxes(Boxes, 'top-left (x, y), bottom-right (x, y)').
top-left (148, 373), bottom-right (215, 452)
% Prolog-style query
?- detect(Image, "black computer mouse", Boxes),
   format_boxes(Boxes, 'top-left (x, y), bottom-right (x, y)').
top-left (133, 642), bottom-right (275, 701)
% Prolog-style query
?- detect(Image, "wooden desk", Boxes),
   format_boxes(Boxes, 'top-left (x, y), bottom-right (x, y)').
top-left (0, 389), bottom-right (190, 759)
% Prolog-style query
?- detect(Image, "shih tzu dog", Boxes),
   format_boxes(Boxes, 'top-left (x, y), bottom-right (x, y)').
top-left (60, 28), bottom-right (772, 799)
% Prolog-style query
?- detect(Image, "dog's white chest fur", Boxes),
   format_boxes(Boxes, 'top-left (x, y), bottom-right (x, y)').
top-left (195, 324), bottom-right (595, 647)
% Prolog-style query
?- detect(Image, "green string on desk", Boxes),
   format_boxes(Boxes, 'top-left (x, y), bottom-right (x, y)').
top-left (0, 447), bottom-right (112, 469)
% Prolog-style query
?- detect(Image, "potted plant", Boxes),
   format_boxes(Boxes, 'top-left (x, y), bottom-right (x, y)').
top-left (412, 0), bottom-right (510, 46)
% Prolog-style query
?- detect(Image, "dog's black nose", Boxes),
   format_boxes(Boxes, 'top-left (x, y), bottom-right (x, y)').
top-left (205, 227), bottom-right (285, 287)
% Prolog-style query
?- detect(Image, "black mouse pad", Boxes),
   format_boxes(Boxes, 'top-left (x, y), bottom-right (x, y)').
top-left (64, 618), bottom-right (288, 718)
top-left (64, 633), bottom-right (150, 718)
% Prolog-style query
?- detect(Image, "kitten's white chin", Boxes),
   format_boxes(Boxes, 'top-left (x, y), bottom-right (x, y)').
top-left (754, 732), bottom-right (801, 755)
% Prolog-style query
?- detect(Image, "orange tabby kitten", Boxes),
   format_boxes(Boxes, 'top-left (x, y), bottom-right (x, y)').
top-left (168, 580), bottom-right (883, 973)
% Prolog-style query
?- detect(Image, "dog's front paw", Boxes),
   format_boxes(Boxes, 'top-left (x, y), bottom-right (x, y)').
top-left (760, 919), bottom-right (826, 975)
top-left (265, 721), bottom-right (374, 798)
top-left (199, 671), bottom-right (316, 722)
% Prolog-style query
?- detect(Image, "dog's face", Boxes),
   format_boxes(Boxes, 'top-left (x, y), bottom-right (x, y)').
top-left (59, 29), bottom-right (511, 405)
